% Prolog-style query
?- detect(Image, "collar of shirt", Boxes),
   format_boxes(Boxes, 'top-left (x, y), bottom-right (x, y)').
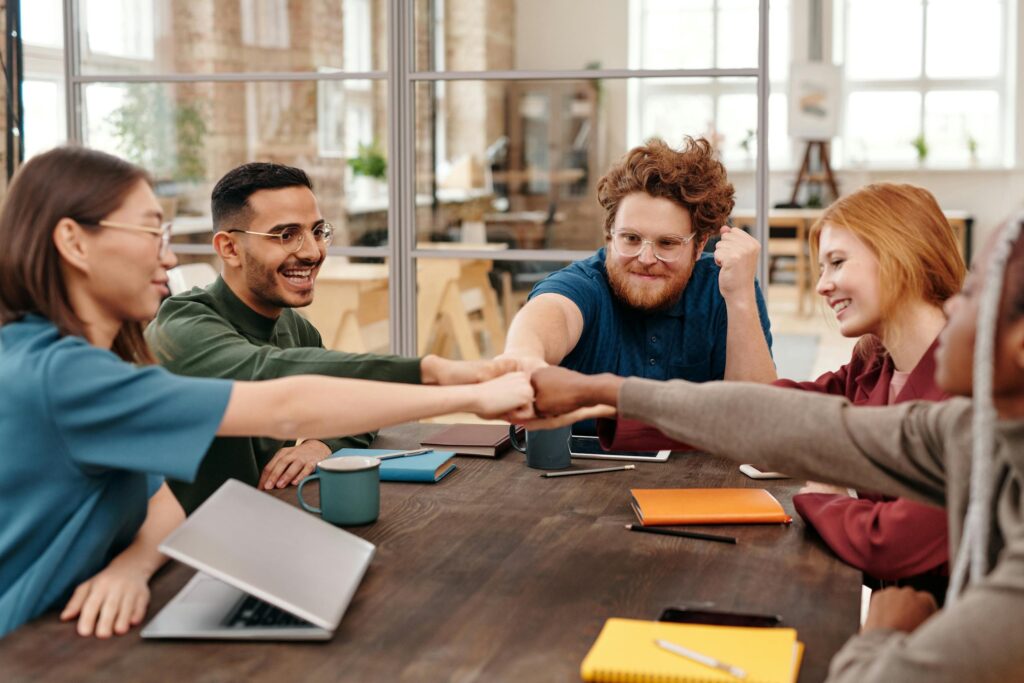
top-left (209, 276), bottom-right (279, 342)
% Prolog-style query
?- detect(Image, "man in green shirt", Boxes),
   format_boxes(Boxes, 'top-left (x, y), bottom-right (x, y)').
top-left (148, 162), bottom-right (509, 513)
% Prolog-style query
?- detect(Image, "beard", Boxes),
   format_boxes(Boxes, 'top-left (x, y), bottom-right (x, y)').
top-left (606, 257), bottom-right (690, 312)
top-left (242, 250), bottom-right (322, 311)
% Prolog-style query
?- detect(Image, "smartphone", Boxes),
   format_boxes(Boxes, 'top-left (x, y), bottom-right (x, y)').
top-left (738, 464), bottom-right (789, 480)
top-left (659, 606), bottom-right (782, 628)
top-left (568, 435), bottom-right (670, 462)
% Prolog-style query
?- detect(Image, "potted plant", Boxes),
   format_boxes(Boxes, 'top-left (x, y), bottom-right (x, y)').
top-left (739, 129), bottom-right (756, 163)
top-left (911, 134), bottom-right (928, 165)
top-left (347, 141), bottom-right (388, 203)
top-left (109, 83), bottom-right (208, 213)
top-left (966, 134), bottom-right (979, 165)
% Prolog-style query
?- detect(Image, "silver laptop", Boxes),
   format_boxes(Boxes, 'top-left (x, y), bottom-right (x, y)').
top-left (142, 479), bottom-right (375, 640)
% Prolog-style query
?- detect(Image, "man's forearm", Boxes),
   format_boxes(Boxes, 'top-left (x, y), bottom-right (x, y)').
top-left (501, 294), bottom-right (583, 366)
top-left (723, 295), bottom-right (776, 383)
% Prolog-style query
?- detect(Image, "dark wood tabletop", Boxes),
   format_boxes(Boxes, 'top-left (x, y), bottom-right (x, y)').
top-left (0, 423), bottom-right (860, 682)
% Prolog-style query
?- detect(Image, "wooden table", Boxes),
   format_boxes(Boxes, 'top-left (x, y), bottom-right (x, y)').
top-left (417, 243), bottom-right (508, 359)
top-left (302, 261), bottom-right (390, 352)
top-left (731, 209), bottom-right (822, 316)
top-left (302, 247), bottom-right (507, 357)
top-left (0, 424), bottom-right (860, 682)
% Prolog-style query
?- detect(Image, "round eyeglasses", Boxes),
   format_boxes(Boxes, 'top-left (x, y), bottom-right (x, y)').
top-left (226, 223), bottom-right (335, 253)
top-left (90, 219), bottom-right (174, 258)
top-left (610, 229), bottom-right (696, 263)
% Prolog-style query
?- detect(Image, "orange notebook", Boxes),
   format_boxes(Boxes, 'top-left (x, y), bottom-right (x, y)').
top-left (630, 488), bottom-right (792, 526)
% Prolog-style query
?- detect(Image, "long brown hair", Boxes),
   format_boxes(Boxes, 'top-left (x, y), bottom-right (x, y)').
top-left (0, 146), bottom-right (156, 363)
top-left (809, 182), bottom-right (966, 353)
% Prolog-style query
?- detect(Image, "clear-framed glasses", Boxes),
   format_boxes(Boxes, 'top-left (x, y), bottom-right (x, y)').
top-left (610, 229), bottom-right (696, 263)
top-left (226, 222), bottom-right (335, 253)
top-left (94, 219), bottom-right (174, 258)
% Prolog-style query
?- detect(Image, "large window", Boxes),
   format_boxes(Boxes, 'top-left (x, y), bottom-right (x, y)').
top-left (630, 0), bottom-right (791, 168)
top-left (21, 0), bottom-right (66, 158)
top-left (833, 0), bottom-right (1013, 167)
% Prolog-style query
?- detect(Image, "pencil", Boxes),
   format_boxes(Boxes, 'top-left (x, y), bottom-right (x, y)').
top-left (376, 448), bottom-right (433, 460)
top-left (540, 465), bottom-right (635, 478)
top-left (625, 523), bottom-right (737, 545)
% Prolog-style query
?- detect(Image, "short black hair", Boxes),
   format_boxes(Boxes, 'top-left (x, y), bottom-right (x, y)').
top-left (211, 162), bottom-right (313, 229)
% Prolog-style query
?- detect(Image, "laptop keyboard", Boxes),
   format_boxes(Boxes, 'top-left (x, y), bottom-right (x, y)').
top-left (227, 595), bottom-right (312, 628)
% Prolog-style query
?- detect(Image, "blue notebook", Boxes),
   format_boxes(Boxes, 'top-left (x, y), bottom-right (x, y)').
top-left (331, 449), bottom-right (457, 483)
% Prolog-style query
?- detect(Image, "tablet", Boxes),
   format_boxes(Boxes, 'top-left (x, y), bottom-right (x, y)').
top-left (568, 435), bottom-right (670, 462)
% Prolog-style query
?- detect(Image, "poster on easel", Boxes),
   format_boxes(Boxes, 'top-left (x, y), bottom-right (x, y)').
top-left (788, 62), bottom-right (842, 141)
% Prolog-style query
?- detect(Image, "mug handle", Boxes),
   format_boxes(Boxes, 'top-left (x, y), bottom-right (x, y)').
top-left (297, 474), bottom-right (321, 514)
top-left (509, 425), bottom-right (526, 453)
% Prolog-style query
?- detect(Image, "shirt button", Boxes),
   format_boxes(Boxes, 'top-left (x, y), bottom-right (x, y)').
top-left (651, 336), bottom-right (658, 343)
top-left (649, 358), bottom-right (656, 365)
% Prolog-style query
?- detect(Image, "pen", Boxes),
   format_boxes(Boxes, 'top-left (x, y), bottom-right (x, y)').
top-left (540, 465), bottom-right (635, 478)
top-left (376, 448), bottom-right (433, 460)
top-left (625, 523), bottom-right (737, 545)
top-left (654, 638), bottom-right (747, 680)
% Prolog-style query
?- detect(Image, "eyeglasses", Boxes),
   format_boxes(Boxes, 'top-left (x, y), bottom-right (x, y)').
top-left (610, 229), bottom-right (696, 263)
top-left (226, 223), bottom-right (335, 253)
top-left (93, 219), bottom-right (174, 258)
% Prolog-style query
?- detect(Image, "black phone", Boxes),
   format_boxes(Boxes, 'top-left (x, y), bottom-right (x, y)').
top-left (659, 606), bottom-right (782, 628)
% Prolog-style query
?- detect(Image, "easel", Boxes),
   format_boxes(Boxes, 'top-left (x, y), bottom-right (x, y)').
top-left (790, 140), bottom-right (840, 206)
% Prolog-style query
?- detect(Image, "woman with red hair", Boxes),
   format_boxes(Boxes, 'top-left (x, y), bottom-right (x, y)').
top-left (595, 183), bottom-right (966, 601)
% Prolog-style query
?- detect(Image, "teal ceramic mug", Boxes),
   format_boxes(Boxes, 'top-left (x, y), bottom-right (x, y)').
top-left (509, 424), bottom-right (572, 470)
top-left (297, 456), bottom-right (380, 525)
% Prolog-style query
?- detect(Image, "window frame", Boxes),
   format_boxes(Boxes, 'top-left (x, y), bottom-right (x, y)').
top-left (832, 0), bottom-right (1015, 169)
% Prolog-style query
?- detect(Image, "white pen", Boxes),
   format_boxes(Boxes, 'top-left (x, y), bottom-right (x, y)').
top-left (654, 638), bottom-right (747, 680)
top-left (540, 465), bottom-right (635, 478)
top-left (376, 448), bottom-right (433, 460)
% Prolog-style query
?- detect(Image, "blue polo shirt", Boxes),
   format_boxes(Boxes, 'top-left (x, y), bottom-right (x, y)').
top-left (530, 248), bottom-right (772, 383)
top-left (0, 315), bottom-right (232, 637)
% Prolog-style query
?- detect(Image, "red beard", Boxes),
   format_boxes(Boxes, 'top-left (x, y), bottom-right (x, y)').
top-left (606, 258), bottom-right (690, 312)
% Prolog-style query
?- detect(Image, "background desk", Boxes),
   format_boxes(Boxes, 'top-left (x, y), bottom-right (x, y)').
top-left (0, 423), bottom-right (860, 682)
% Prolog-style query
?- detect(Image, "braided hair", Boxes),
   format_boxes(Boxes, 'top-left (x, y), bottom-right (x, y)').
top-left (947, 212), bottom-right (1024, 606)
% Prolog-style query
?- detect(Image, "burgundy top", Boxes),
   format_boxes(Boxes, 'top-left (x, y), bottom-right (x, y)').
top-left (599, 340), bottom-right (950, 584)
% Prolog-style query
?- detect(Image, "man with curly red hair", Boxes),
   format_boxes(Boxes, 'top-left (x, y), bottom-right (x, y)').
top-left (499, 137), bottom-right (775, 419)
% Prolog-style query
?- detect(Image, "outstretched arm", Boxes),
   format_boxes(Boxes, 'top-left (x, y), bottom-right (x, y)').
top-left (496, 293), bottom-right (585, 373)
top-left (793, 494), bottom-right (949, 580)
top-left (219, 372), bottom-right (534, 441)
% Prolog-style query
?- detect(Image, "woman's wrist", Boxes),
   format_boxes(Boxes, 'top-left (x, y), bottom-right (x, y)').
top-left (111, 543), bottom-right (166, 580)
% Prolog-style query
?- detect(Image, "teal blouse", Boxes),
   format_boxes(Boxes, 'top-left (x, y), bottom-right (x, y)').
top-left (0, 315), bottom-right (231, 636)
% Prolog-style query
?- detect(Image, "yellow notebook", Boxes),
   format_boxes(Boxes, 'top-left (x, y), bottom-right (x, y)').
top-left (580, 618), bottom-right (803, 683)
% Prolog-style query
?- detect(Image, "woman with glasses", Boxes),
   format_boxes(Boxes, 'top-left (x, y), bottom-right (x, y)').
top-left (590, 183), bottom-right (966, 603)
top-left (0, 146), bottom-right (533, 639)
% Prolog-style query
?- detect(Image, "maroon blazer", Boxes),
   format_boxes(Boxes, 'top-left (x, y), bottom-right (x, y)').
top-left (599, 340), bottom-right (950, 583)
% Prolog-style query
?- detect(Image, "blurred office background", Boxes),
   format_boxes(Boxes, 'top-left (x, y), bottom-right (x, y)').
top-left (3, 0), bottom-right (1022, 378)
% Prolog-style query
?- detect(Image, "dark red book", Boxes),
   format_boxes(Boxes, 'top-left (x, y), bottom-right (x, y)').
top-left (420, 424), bottom-right (523, 457)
